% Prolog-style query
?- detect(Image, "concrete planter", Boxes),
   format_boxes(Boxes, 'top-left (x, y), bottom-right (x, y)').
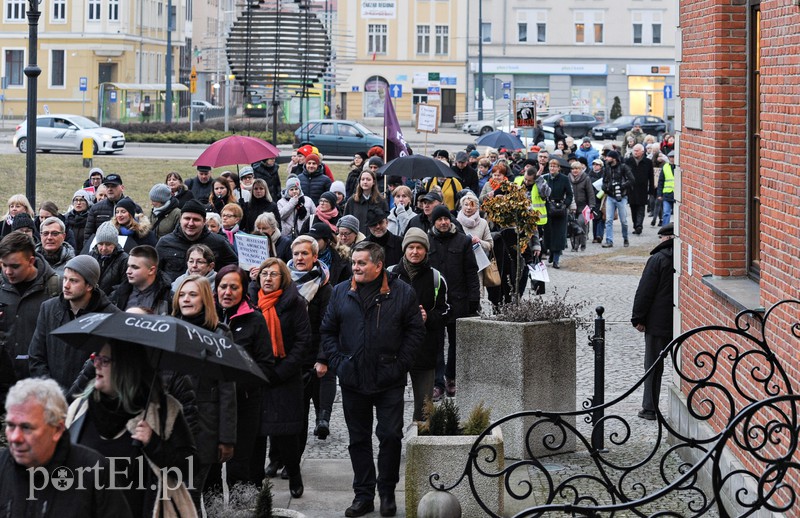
top-left (405, 424), bottom-right (504, 518)
top-left (456, 317), bottom-right (577, 459)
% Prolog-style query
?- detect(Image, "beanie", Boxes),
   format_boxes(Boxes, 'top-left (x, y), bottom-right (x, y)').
top-left (115, 197), bottom-right (137, 217)
top-left (606, 150), bottom-right (621, 162)
top-left (95, 221), bottom-right (119, 245)
top-left (430, 205), bottom-right (452, 223)
top-left (402, 227), bottom-right (429, 251)
top-left (285, 177), bottom-right (302, 191)
top-left (12, 213), bottom-right (36, 232)
top-left (355, 152), bottom-right (368, 162)
top-left (73, 189), bottom-right (94, 208)
top-left (368, 156), bottom-right (384, 168)
top-left (65, 255), bottom-right (101, 287)
top-left (319, 191), bottom-right (338, 207)
top-left (307, 221), bottom-right (333, 242)
top-left (181, 199), bottom-right (208, 217)
top-left (337, 215), bottom-right (360, 234)
top-left (305, 153), bottom-right (321, 165)
top-left (330, 181), bottom-right (346, 197)
top-left (149, 184), bottom-right (172, 205)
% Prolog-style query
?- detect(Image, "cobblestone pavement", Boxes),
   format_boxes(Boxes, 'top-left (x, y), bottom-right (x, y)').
top-left (271, 215), bottom-right (720, 517)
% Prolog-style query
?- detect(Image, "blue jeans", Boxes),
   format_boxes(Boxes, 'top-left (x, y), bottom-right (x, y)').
top-left (604, 196), bottom-right (629, 244)
top-left (662, 199), bottom-right (674, 226)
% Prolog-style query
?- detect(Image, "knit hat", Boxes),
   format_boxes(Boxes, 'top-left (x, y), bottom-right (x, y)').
top-left (297, 144), bottom-right (314, 157)
top-left (606, 150), bottom-right (621, 162)
top-left (319, 191), bottom-right (338, 207)
top-left (432, 149), bottom-right (449, 160)
top-left (305, 153), bottom-right (321, 165)
top-left (88, 167), bottom-right (104, 179)
top-left (402, 227), bottom-right (429, 251)
top-left (367, 146), bottom-right (384, 159)
top-left (95, 221), bottom-right (119, 245)
top-left (368, 156), bottom-right (384, 168)
top-left (115, 197), bottom-right (137, 217)
top-left (355, 151), bottom-right (368, 162)
top-left (592, 158), bottom-right (604, 166)
top-left (307, 221), bottom-right (333, 242)
top-left (337, 215), bottom-right (360, 234)
top-left (469, 150), bottom-right (480, 158)
top-left (73, 189), bottom-right (94, 208)
top-left (149, 184), bottom-right (172, 204)
top-left (11, 213), bottom-right (36, 232)
top-left (181, 199), bottom-right (207, 217)
top-left (458, 191), bottom-right (480, 209)
top-left (239, 165), bottom-right (255, 178)
top-left (285, 177), bottom-right (302, 191)
top-left (65, 255), bottom-right (100, 287)
top-left (430, 205), bottom-right (452, 223)
top-left (330, 181), bottom-right (346, 197)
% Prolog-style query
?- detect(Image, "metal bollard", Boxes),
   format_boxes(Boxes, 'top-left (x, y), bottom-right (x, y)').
top-left (589, 306), bottom-right (606, 452)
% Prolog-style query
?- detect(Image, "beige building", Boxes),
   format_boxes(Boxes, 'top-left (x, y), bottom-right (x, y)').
top-left (334, 0), bottom-right (469, 126)
top-left (1, 0), bottom-right (190, 121)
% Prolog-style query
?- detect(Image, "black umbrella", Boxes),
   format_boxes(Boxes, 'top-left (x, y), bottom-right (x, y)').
top-left (475, 130), bottom-right (525, 150)
top-left (377, 155), bottom-right (457, 180)
top-left (51, 313), bottom-right (268, 385)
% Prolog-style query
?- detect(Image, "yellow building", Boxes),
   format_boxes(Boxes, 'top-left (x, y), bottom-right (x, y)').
top-left (334, 0), bottom-right (468, 125)
top-left (1, 0), bottom-right (189, 121)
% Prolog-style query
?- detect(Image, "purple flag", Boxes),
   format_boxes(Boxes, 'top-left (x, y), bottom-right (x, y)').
top-left (384, 94), bottom-right (410, 162)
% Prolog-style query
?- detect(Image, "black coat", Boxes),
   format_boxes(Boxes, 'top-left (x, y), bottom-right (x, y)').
top-left (391, 260), bottom-right (449, 370)
top-left (345, 168), bottom-right (361, 199)
top-left (631, 238), bottom-right (674, 337)
top-left (365, 231), bottom-right (403, 268)
top-left (240, 197), bottom-right (281, 233)
top-left (298, 167), bottom-right (332, 205)
top-left (305, 280), bottom-right (332, 367)
top-left (28, 290), bottom-right (121, 389)
top-left (65, 209), bottom-right (90, 253)
top-left (321, 272), bottom-right (425, 395)
top-left (84, 196), bottom-right (142, 238)
top-left (185, 176), bottom-right (214, 201)
top-left (173, 186), bottom-right (195, 208)
top-left (218, 300), bottom-right (275, 394)
top-left (253, 162), bottom-right (282, 203)
top-left (0, 434), bottom-right (134, 518)
top-left (344, 195), bottom-right (388, 235)
top-left (452, 163), bottom-right (479, 195)
top-left (110, 271), bottom-right (173, 315)
top-left (544, 172), bottom-right (575, 254)
top-left (602, 162), bottom-right (636, 199)
top-left (427, 227), bottom-right (480, 320)
top-left (91, 245), bottom-right (129, 296)
top-left (625, 156), bottom-right (655, 206)
top-left (155, 224), bottom-right (238, 282)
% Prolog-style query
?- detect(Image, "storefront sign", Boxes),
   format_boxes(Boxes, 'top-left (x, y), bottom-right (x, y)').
top-left (361, 1), bottom-right (396, 18)
top-left (626, 64), bottom-right (675, 76)
top-left (477, 63), bottom-right (607, 75)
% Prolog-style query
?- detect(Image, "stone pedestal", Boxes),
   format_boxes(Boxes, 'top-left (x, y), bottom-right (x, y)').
top-left (456, 317), bottom-right (576, 459)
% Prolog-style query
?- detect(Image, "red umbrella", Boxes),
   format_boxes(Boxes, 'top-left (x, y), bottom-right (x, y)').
top-left (193, 135), bottom-right (280, 168)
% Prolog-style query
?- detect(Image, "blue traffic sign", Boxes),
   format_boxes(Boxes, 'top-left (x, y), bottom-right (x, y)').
top-left (502, 82), bottom-right (511, 89)
top-left (389, 84), bottom-right (402, 98)
top-left (503, 93), bottom-right (510, 100)
top-left (663, 85), bottom-right (673, 99)
top-left (351, 86), bottom-right (359, 92)
top-left (79, 77), bottom-right (88, 92)
top-left (109, 91), bottom-right (117, 103)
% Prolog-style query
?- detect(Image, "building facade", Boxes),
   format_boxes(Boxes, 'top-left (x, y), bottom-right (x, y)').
top-left (1, 0), bottom-right (189, 121)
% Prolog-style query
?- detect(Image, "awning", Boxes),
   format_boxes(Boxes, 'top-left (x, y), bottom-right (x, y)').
top-left (100, 82), bottom-right (189, 92)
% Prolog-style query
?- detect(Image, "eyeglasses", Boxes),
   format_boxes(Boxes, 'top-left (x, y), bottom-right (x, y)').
top-left (90, 353), bottom-right (113, 368)
top-left (187, 259), bottom-right (208, 266)
top-left (259, 271), bottom-right (282, 279)
top-left (221, 213), bottom-right (236, 219)
top-left (40, 231), bottom-right (63, 238)
top-left (73, 197), bottom-right (87, 203)
top-left (338, 230), bottom-right (354, 237)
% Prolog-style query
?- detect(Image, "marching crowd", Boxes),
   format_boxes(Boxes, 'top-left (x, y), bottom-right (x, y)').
top-left (0, 128), bottom-right (675, 517)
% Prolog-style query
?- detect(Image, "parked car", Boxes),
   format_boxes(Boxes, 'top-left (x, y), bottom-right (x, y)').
top-left (294, 120), bottom-right (383, 156)
top-left (191, 100), bottom-right (218, 110)
top-left (462, 112), bottom-right (510, 136)
top-left (592, 115), bottom-right (667, 140)
top-left (541, 113), bottom-right (601, 139)
top-left (13, 115), bottom-right (125, 154)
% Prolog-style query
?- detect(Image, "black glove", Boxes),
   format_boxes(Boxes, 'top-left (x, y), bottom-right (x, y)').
top-left (469, 301), bottom-right (481, 316)
top-left (296, 203), bottom-right (308, 220)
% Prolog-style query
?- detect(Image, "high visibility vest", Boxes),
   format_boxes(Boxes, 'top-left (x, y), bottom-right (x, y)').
top-left (662, 163), bottom-right (674, 194)
top-left (513, 176), bottom-right (548, 226)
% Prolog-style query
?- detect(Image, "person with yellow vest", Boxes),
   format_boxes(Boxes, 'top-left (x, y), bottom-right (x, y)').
top-left (656, 151), bottom-right (676, 226)
top-left (513, 160), bottom-right (552, 229)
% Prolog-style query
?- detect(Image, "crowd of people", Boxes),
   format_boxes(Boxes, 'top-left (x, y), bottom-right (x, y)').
top-left (0, 128), bottom-right (675, 517)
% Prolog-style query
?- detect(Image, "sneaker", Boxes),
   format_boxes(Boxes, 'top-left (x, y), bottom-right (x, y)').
top-left (432, 386), bottom-right (444, 402)
top-left (637, 409), bottom-right (657, 421)
top-left (445, 379), bottom-right (456, 397)
top-left (580, 245), bottom-right (586, 251)
top-left (624, 239), bottom-right (630, 247)
top-left (602, 242), bottom-right (613, 248)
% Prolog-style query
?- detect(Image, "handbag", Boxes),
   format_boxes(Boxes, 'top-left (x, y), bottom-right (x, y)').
top-left (483, 252), bottom-right (502, 287)
top-left (547, 198), bottom-right (567, 218)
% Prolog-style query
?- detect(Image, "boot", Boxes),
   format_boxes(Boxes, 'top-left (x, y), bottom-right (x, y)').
top-left (314, 410), bottom-right (331, 440)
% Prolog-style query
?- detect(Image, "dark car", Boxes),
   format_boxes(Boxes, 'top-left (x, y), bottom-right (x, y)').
top-left (542, 113), bottom-right (601, 139)
top-left (294, 119), bottom-right (383, 156)
top-left (592, 115), bottom-right (667, 140)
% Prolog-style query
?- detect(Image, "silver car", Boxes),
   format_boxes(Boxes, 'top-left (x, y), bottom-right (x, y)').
top-left (13, 114), bottom-right (126, 154)
top-left (462, 112), bottom-right (510, 136)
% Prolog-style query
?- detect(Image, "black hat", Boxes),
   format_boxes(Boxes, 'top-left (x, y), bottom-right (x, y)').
top-left (115, 197), bottom-right (137, 217)
top-left (366, 208), bottom-right (389, 227)
top-left (430, 205), bottom-right (452, 223)
top-left (197, 165), bottom-right (212, 173)
top-left (12, 213), bottom-right (36, 232)
top-left (319, 191), bottom-right (338, 208)
top-left (432, 149), bottom-right (450, 160)
top-left (181, 199), bottom-right (207, 217)
top-left (420, 191), bottom-right (443, 203)
top-left (307, 221), bottom-right (333, 241)
top-left (658, 222), bottom-right (675, 236)
top-left (606, 150), bottom-right (621, 162)
top-left (355, 151), bottom-right (369, 162)
top-left (103, 173), bottom-right (123, 186)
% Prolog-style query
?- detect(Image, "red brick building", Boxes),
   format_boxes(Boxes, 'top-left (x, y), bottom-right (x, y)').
top-left (673, 0), bottom-right (799, 512)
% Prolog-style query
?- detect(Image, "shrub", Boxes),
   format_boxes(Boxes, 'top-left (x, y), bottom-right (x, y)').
top-left (485, 287), bottom-right (589, 329)
top-left (461, 401), bottom-right (491, 436)
top-left (204, 482), bottom-right (264, 518)
top-left (419, 398), bottom-right (492, 436)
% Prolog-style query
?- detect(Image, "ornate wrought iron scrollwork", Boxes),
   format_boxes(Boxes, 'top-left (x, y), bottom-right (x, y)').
top-left (428, 300), bottom-right (800, 517)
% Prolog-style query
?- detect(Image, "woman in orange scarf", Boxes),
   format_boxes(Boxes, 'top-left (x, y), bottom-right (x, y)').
top-left (479, 162), bottom-right (511, 203)
top-left (251, 258), bottom-right (312, 498)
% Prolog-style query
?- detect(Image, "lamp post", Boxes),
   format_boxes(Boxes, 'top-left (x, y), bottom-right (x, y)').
top-left (225, 73), bottom-right (233, 132)
top-left (165, 0), bottom-right (173, 123)
top-left (477, 0), bottom-right (484, 120)
top-left (24, 0), bottom-right (41, 208)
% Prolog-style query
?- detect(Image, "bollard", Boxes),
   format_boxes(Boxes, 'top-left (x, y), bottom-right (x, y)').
top-left (589, 306), bottom-right (606, 452)
top-left (82, 137), bottom-right (93, 168)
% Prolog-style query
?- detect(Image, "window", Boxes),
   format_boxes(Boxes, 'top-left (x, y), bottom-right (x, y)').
top-left (88, 0), bottom-right (101, 20)
top-left (537, 23), bottom-right (546, 43)
top-left (51, 0), bottom-right (66, 22)
top-left (631, 11), bottom-right (663, 45)
top-left (574, 10), bottom-right (604, 44)
top-left (4, 49), bottom-right (24, 86)
top-left (435, 25), bottom-right (449, 55)
top-left (412, 88), bottom-right (428, 114)
top-left (416, 25), bottom-right (430, 55)
top-left (5, 0), bottom-right (26, 21)
top-left (368, 24), bottom-right (387, 55)
top-left (50, 50), bottom-right (65, 87)
top-left (481, 22), bottom-right (492, 43)
top-left (746, 3), bottom-right (761, 276)
top-left (518, 23), bottom-right (527, 43)
top-left (109, 0), bottom-right (119, 21)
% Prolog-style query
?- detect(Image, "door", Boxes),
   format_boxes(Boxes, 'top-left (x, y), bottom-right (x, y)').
top-left (98, 63), bottom-right (116, 84)
top-left (51, 117), bottom-right (80, 150)
top-left (441, 88), bottom-right (456, 124)
top-left (35, 117), bottom-right (55, 149)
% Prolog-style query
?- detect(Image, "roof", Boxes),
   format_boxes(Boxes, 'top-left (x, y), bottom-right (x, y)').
top-left (100, 82), bottom-right (189, 92)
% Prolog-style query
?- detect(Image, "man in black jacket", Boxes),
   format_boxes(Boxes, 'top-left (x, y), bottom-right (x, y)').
top-left (110, 245), bottom-right (173, 314)
top-left (185, 166), bottom-right (215, 201)
top-left (365, 208), bottom-right (402, 268)
top-left (451, 151), bottom-right (479, 195)
top-left (624, 144), bottom-right (654, 235)
top-left (82, 174), bottom-right (142, 242)
top-left (321, 241), bottom-right (425, 517)
top-left (631, 223), bottom-right (674, 420)
top-left (601, 151), bottom-right (636, 248)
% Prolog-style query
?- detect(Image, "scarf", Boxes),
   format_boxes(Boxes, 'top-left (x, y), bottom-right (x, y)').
top-left (402, 256), bottom-right (427, 282)
top-left (257, 289), bottom-right (286, 358)
top-left (119, 225), bottom-right (134, 236)
top-left (431, 222), bottom-right (457, 237)
top-left (222, 224), bottom-right (239, 245)
top-left (488, 177), bottom-right (504, 191)
top-left (457, 209), bottom-right (481, 230)
top-left (88, 391), bottom-right (143, 439)
top-left (317, 246), bottom-right (333, 268)
top-left (314, 206), bottom-right (339, 231)
top-left (288, 261), bottom-right (329, 302)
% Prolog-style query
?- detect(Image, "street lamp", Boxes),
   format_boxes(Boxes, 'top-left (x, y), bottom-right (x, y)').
top-left (165, 0), bottom-right (174, 123)
top-left (225, 73), bottom-right (234, 132)
top-left (477, 0), bottom-right (484, 120)
top-left (24, 0), bottom-right (41, 208)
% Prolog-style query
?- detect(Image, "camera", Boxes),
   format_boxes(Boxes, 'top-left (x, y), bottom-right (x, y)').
top-left (612, 182), bottom-right (623, 202)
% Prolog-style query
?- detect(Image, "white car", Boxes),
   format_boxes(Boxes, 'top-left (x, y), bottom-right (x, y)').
top-left (191, 100), bottom-right (218, 110)
top-left (462, 112), bottom-right (510, 136)
top-left (13, 114), bottom-right (125, 154)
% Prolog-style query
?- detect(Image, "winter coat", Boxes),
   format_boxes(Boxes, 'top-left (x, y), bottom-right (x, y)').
top-left (116, 220), bottom-right (157, 253)
top-left (91, 245), bottom-right (129, 296)
top-left (344, 195), bottom-right (388, 235)
top-left (298, 167), bottom-right (332, 205)
top-left (391, 260), bottom-right (449, 370)
top-left (554, 124), bottom-right (568, 147)
top-left (255, 284), bottom-right (313, 436)
top-left (218, 300), bottom-right (275, 394)
top-left (253, 162), bottom-right (282, 203)
top-left (345, 167), bottom-right (362, 200)
top-left (110, 271), bottom-right (174, 315)
top-left (185, 176), bottom-right (214, 202)
top-left (625, 156), bottom-right (655, 206)
top-left (452, 163), bottom-right (479, 195)
top-left (365, 231), bottom-right (403, 268)
top-left (304, 279), bottom-right (333, 368)
top-left (65, 209), bottom-right (90, 253)
top-left (0, 255), bottom-right (60, 383)
top-left (0, 433), bottom-right (134, 518)
top-left (28, 290), bottom-right (121, 389)
top-left (277, 194), bottom-right (316, 238)
top-left (631, 238), bottom-right (674, 338)
top-left (240, 197), bottom-right (281, 234)
top-left (544, 172), bottom-right (574, 254)
top-left (569, 171), bottom-right (595, 214)
top-left (427, 226), bottom-right (480, 320)
top-left (458, 214), bottom-right (493, 254)
top-left (388, 204), bottom-right (415, 236)
top-left (321, 271), bottom-right (425, 395)
top-left (155, 224), bottom-right (239, 282)
top-left (327, 246), bottom-right (352, 286)
top-left (35, 242), bottom-right (76, 279)
top-left (84, 196), bottom-right (143, 238)
top-left (150, 199), bottom-right (182, 239)
top-left (173, 186), bottom-right (195, 208)
top-left (575, 145), bottom-right (600, 165)
top-left (602, 162), bottom-right (636, 199)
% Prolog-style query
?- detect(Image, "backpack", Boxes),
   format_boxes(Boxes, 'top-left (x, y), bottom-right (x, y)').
top-left (388, 265), bottom-right (443, 301)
